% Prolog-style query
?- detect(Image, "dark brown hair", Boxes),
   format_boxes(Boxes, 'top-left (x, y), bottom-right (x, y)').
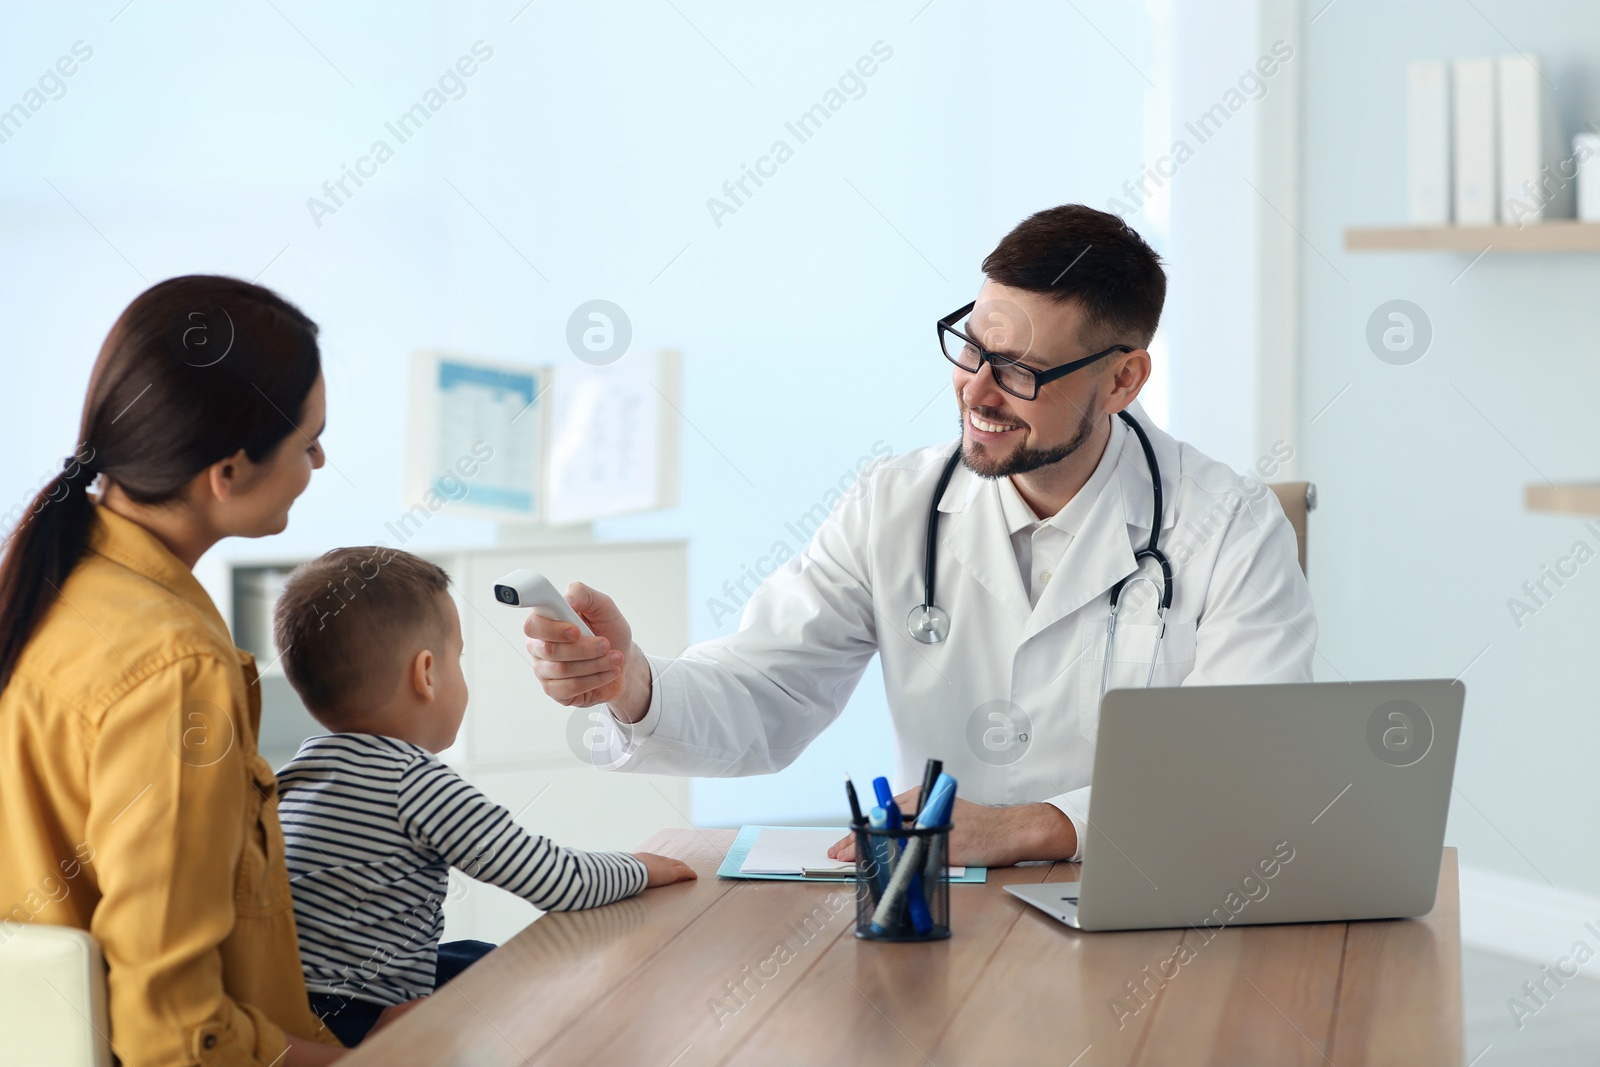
top-left (273, 547), bottom-right (453, 725)
top-left (982, 204), bottom-right (1166, 350)
top-left (0, 275), bottom-right (321, 691)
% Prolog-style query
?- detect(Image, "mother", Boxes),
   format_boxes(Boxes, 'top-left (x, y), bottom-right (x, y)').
top-left (0, 277), bottom-right (376, 1064)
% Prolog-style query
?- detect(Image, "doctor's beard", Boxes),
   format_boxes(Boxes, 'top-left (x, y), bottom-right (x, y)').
top-left (958, 394), bottom-right (1100, 479)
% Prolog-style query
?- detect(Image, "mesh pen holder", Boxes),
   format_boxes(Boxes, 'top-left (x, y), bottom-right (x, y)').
top-left (852, 822), bottom-right (951, 942)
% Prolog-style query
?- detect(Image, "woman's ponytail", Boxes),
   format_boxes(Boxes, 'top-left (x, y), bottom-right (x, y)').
top-left (0, 447), bottom-right (100, 690)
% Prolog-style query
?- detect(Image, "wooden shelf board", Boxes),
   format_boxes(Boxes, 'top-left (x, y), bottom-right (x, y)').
top-left (1346, 221), bottom-right (1600, 253)
top-left (1526, 483), bottom-right (1600, 516)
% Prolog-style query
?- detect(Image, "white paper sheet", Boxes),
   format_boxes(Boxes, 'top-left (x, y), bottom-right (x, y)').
top-left (738, 827), bottom-right (965, 877)
top-left (546, 354), bottom-right (661, 524)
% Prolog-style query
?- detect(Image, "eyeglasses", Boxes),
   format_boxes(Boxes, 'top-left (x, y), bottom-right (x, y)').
top-left (937, 301), bottom-right (1133, 401)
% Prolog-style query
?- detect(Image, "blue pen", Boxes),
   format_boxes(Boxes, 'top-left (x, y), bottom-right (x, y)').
top-left (870, 776), bottom-right (928, 932)
top-left (871, 777), bottom-right (902, 841)
top-left (900, 796), bottom-right (933, 933)
top-left (906, 868), bottom-right (933, 934)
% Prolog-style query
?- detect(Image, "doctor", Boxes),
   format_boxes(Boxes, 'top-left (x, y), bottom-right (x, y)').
top-left (524, 204), bottom-right (1316, 866)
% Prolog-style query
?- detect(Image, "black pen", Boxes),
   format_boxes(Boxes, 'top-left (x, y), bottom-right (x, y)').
top-left (913, 759), bottom-right (943, 819)
top-left (845, 775), bottom-right (865, 827)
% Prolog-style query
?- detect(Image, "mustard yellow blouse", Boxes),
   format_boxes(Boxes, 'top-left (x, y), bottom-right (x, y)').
top-left (0, 504), bottom-right (341, 1064)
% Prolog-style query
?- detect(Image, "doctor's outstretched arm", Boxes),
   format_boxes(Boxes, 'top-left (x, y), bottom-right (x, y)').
top-left (525, 461), bottom-right (888, 777)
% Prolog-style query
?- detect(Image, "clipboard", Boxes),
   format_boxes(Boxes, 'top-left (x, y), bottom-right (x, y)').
top-left (716, 825), bottom-right (987, 883)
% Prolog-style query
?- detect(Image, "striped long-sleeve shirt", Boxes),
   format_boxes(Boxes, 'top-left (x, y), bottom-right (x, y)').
top-left (276, 733), bottom-right (648, 1006)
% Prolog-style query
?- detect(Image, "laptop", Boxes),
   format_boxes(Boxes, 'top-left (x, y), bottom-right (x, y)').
top-left (1006, 680), bottom-right (1464, 932)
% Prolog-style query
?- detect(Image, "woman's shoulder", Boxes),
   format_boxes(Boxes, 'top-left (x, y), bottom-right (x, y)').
top-left (11, 547), bottom-right (243, 723)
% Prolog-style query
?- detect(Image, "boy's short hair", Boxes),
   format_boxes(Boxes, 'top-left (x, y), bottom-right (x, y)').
top-left (273, 546), bottom-right (452, 727)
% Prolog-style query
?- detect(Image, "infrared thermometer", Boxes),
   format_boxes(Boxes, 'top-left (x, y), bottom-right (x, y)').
top-left (492, 569), bottom-right (594, 637)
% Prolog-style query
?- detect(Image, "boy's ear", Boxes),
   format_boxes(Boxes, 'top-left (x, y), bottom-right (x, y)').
top-left (410, 648), bottom-right (436, 701)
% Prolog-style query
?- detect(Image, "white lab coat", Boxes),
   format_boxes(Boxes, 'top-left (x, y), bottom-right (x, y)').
top-left (600, 408), bottom-right (1316, 859)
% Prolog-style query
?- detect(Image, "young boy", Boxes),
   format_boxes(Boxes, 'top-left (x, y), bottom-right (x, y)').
top-left (272, 547), bottom-right (695, 1046)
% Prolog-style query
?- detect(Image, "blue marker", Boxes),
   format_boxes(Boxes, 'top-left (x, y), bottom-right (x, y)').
top-left (864, 805), bottom-right (894, 904)
top-left (905, 772), bottom-right (957, 934)
top-left (870, 773), bottom-right (958, 935)
top-left (918, 773), bottom-right (957, 829)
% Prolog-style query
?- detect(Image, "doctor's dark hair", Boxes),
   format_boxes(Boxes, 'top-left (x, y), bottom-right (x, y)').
top-left (982, 204), bottom-right (1166, 350)
top-left (273, 547), bottom-right (452, 726)
top-left (0, 275), bottom-right (321, 693)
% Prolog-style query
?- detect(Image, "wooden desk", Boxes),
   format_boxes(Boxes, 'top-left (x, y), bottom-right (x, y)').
top-left (346, 832), bottom-right (1462, 1067)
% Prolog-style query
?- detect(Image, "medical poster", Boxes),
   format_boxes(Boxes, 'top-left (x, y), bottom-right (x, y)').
top-left (405, 352), bottom-right (547, 521)
top-left (435, 360), bottom-right (543, 515)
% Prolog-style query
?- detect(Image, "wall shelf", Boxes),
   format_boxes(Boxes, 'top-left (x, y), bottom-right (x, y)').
top-left (1345, 221), bottom-right (1600, 253)
top-left (1526, 483), bottom-right (1600, 516)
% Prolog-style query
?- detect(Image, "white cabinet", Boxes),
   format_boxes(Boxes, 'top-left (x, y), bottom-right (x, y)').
top-left (439, 762), bottom-right (699, 945)
top-left (227, 539), bottom-right (691, 946)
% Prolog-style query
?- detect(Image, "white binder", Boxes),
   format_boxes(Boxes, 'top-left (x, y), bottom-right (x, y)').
top-left (1406, 61), bottom-right (1450, 225)
top-left (1497, 54), bottom-right (1571, 224)
top-left (1452, 58), bottom-right (1498, 226)
top-left (1576, 133), bottom-right (1600, 222)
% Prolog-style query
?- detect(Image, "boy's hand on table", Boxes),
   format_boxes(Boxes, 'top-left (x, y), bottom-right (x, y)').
top-left (634, 852), bottom-right (698, 888)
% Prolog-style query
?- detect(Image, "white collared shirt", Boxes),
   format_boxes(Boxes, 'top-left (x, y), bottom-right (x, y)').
top-left (998, 415), bottom-right (1127, 610)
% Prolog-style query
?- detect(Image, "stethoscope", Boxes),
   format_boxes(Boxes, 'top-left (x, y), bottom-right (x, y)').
top-left (906, 410), bottom-right (1173, 693)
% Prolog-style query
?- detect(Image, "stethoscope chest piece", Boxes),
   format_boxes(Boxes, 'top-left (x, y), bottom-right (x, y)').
top-left (906, 603), bottom-right (950, 644)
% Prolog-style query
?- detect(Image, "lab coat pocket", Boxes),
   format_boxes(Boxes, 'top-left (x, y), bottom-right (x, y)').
top-left (1078, 620), bottom-right (1198, 744)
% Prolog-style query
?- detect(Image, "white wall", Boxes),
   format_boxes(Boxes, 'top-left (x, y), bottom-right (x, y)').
top-left (1143, 0), bottom-right (1265, 469)
top-left (0, 1), bottom-right (1154, 827)
top-left (1297, 0), bottom-right (1600, 897)
top-left (1102, 0), bottom-right (1303, 477)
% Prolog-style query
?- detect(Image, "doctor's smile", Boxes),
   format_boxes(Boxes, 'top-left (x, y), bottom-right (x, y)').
top-left (966, 409), bottom-right (1022, 437)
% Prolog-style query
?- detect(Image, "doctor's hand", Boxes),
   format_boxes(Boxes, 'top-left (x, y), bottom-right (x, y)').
top-left (523, 582), bottom-right (653, 722)
top-left (826, 789), bottom-right (1079, 868)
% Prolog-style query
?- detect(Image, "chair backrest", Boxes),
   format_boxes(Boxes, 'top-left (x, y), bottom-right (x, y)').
top-left (1268, 482), bottom-right (1315, 576)
top-left (0, 924), bottom-right (113, 1067)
